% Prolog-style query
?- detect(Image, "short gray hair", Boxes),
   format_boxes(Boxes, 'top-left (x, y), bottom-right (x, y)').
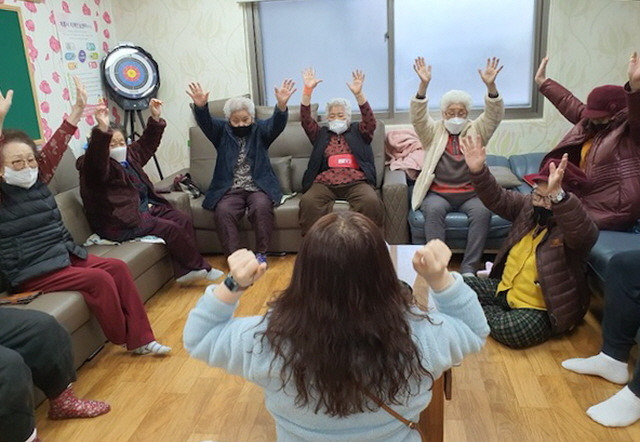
top-left (223, 96), bottom-right (255, 119)
top-left (325, 98), bottom-right (352, 122)
top-left (440, 90), bottom-right (472, 113)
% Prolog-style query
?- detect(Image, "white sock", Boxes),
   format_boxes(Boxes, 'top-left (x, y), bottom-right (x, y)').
top-left (25, 428), bottom-right (37, 442)
top-left (587, 386), bottom-right (640, 427)
top-left (132, 340), bottom-right (171, 355)
top-left (176, 269), bottom-right (207, 284)
top-left (561, 352), bottom-right (629, 384)
top-left (206, 268), bottom-right (224, 281)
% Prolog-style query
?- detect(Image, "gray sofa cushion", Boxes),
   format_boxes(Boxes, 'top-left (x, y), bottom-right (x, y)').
top-left (270, 156), bottom-right (293, 195)
top-left (489, 166), bottom-right (522, 188)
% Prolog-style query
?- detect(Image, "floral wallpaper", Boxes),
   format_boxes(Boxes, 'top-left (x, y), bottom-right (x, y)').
top-left (0, 0), bottom-right (118, 156)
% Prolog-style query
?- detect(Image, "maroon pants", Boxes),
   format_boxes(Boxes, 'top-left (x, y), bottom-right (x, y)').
top-left (103, 204), bottom-right (211, 278)
top-left (213, 188), bottom-right (275, 255)
top-left (20, 254), bottom-right (155, 350)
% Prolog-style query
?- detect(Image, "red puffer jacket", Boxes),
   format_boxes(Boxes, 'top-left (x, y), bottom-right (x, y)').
top-left (540, 79), bottom-right (640, 231)
top-left (471, 166), bottom-right (599, 334)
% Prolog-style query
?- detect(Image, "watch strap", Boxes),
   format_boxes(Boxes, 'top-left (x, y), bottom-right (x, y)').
top-left (223, 273), bottom-right (249, 292)
top-left (549, 189), bottom-right (566, 204)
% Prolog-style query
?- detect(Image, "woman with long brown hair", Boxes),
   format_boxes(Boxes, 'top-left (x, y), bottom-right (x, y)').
top-left (184, 211), bottom-right (488, 441)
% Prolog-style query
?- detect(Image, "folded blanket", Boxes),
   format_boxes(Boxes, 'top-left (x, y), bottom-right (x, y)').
top-left (385, 129), bottom-right (424, 180)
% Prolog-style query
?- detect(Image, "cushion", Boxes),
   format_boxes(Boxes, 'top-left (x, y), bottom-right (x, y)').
top-left (489, 166), bottom-right (522, 188)
top-left (256, 104), bottom-right (318, 122)
top-left (204, 94), bottom-right (251, 118)
top-left (270, 156), bottom-right (293, 195)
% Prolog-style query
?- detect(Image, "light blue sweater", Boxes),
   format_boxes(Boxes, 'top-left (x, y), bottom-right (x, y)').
top-left (183, 272), bottom-right (489, 441)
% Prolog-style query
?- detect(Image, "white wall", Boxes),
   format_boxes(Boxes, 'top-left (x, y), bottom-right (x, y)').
top-left (111, 0), bottom-right (640, 178)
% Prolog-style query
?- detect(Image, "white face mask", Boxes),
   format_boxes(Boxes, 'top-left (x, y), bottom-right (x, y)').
top-left (3, 166), bottom-right (39, 189)
top-left (444, 117), bottom-right (468, 135)
top-left (109, 146), bottom-right (127, 163)
top-left (328, 119), bottom-right (348, 135)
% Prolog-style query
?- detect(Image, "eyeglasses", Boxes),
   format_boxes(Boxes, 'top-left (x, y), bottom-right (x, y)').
top-left (4, 157), bottom-right (38, 170)
top-left (530, 188), bottom-right (548, 204)
top-left (444, 110), bottom-right (468, 119)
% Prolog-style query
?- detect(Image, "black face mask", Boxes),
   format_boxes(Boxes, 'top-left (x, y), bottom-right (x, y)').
top-left (586, 120), bottom-right (611, 133)
top-left (231, 125), bottom-right (252, 138)
top-left (533, 206), bottom-right (553, 226)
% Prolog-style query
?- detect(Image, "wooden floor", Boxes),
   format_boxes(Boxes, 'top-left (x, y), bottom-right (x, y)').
top-left (35, 254), bottom-right (640, 441)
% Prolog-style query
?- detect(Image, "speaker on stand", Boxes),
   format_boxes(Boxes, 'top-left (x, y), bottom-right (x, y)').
top-left (101, 43), bottom-right (163, 179)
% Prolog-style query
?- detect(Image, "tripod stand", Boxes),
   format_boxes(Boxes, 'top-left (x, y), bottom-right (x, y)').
top-left (123, 109), bottom-right (164, 180)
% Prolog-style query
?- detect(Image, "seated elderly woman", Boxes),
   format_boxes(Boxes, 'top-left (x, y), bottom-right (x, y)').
top-left (187, 81), bottom-right (295, 264)
top-left (535, 51), bottom-right (640, 231)
top-left (0, 81), bottom-right (170, 356)
top-left (410, 57), bottom-right (505, 276)
top-left (76, 99), bottom-right (222, 285)
top-left (298, 68), bottom-right (384, 235)
top-left (184, 211), bottom-right (489, 441)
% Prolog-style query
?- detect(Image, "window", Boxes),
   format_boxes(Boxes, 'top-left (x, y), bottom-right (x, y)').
top-left (243, 0), bottom-right (548, 121)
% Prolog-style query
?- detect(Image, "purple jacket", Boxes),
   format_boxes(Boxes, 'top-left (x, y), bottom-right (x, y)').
top-left (76, 117), bottom-right (169, 234)
top-left (540, 79), bottom-right (640, 231)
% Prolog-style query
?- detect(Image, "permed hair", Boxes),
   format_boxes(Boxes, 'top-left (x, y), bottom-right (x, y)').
top-left (0, 129), bottom-right (38, 160)
top-left (223, 97), bottom-right (255, 119)
top-left (440, 89), bottom-right (473, 113)
top-left (325, 98), bottom-right (352, 122)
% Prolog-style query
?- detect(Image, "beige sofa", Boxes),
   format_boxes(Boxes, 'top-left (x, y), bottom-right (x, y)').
top-left (1, 148), bottom-right (174, 375)
top-left (161, 102), bottom-right (410, 253)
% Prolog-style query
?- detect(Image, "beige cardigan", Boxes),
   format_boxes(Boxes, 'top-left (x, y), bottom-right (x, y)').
top-left (410, 94), bottom-right (504, 210)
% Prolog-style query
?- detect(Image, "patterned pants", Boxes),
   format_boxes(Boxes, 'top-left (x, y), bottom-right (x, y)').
top-left (463, 276), bottom-right (552, 349)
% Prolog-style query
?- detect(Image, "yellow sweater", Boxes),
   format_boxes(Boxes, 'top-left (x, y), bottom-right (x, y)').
top-left (497, 227), bottom-right (547, 310)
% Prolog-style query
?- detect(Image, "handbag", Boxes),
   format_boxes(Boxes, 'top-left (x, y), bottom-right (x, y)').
top-left (172, 173), bottom-right (203, 198)
top-left (362, 389), bottom-right (427, 442)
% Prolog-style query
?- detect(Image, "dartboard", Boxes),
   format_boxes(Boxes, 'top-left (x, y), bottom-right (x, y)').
top-left (101, 44), bottom-right (160, 109)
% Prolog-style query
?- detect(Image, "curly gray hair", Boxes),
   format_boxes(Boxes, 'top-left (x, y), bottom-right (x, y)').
top-left (325, 98), bottom-right (352, 122)
top-left (440, 90), bottom-right (472, 113)
top-left (223, 96), bottom-right (255, 119)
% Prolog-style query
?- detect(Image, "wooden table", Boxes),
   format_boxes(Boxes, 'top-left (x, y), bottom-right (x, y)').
top-left (388, 245), bottom-right (451, 442)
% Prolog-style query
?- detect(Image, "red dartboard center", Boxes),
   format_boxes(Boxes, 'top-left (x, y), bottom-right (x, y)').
top-left (122, 65), bottom-right (141, 83)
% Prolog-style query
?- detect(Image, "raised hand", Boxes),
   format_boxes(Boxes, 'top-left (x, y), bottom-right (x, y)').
top-left (629, 51), bottom-right (640, 92)
top-left (74, 76), bottom-right (87, 109)
top-left (274, 79), bottom-right (296, 111)
top-left (413, 57), bottom-right (432, 85)
top-left (302, 67), bottom-right (323, 92)
top-left (94, 106), bottom-right (110, 132)
top-left (460, 135), bottom-right (486, 174)
top-left (547, 153), bottom-right (568, 196)
top-left (67, 76), bottom-right (87, 126)
top-left (186, 82), bottom-right (210, 108)
top-left (478, 57), bottom-right (503, 86)
top-left (228, 248), bottom-right (267, 289)
top-left (347, 70), bottom-right (365, 96)
top-left (412, 239), bottom-right (454, 292)
top-left (149, 98), bottom-right (163, 121)
top-left (0, 89), bottom-right (13, 122)
top-left (535, 56), bottom-right (549, 87)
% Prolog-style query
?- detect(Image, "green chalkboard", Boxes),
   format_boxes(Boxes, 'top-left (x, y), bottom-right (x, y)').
top-left (0, 5), bottom-right (43, 142)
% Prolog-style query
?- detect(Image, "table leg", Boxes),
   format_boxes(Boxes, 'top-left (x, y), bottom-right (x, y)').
top-left (418, 374), bottom-right (444, 442)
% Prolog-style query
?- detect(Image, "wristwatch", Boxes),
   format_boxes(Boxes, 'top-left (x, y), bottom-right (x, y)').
top-left (223, 273), bottom-right (249, 292)
top-left (548, 189), bottom-right (566, 204)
